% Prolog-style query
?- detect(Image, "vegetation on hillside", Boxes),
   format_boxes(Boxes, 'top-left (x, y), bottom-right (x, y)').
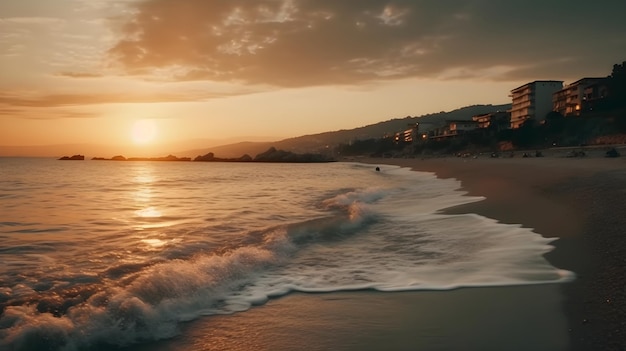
top-left (335, 61), bottom-right (626, 157)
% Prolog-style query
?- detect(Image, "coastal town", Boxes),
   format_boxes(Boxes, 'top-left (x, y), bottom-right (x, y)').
top-left (58, 61), bottom-right (625, 162)
top-left (383, 61), bottom-right (626, 156)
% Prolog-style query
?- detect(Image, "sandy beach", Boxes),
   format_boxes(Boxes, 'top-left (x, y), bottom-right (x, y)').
top-left (128, 152), bottom-right (625, 351)
top-left (360, 152), bottom-right (626, 350)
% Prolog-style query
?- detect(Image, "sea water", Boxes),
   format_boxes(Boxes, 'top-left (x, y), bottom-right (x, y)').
top-left (0, 158), bottom-right (572, 350)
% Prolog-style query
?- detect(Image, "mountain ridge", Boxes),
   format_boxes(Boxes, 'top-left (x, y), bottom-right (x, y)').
top-left (183, 103), bottom-right (511, 158)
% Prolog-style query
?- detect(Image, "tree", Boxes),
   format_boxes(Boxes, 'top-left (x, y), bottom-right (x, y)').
top-left (607, 61), bottom-right (626, 109)
top-left (511, 118), bottom-right (539, 148)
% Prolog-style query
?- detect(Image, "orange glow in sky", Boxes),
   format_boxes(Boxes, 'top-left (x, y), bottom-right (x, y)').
top-left (1, 0), bottom-right (624, 157)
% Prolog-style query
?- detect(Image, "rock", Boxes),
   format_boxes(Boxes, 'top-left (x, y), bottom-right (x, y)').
top-left (58, 155), bottom-right (84, 160)
top-left (605, 148), bottom-right (620, 158)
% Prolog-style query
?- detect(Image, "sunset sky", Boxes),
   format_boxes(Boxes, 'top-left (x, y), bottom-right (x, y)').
top-left (1, 0), bottom-right (625, 156)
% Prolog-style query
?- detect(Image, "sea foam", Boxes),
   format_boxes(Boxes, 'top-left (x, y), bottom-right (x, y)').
top-left (0, 161), bottom-right (573, 350)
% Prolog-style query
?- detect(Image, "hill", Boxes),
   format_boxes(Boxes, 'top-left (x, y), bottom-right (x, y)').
top-left (184, 104), bottom-right (510, 158)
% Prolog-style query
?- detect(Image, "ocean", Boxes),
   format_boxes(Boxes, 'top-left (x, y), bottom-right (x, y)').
top-left (0, 158), bottom-right (572, 350)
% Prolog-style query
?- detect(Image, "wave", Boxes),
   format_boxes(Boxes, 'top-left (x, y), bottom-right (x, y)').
top-left (0, 188), bottom-right (378, 351)
top-left (0, 179), bottom-right (573, 351)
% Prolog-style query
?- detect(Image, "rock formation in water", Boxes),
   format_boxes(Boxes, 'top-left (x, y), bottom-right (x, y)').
top-left (58, 155), bottom-right (85, 160)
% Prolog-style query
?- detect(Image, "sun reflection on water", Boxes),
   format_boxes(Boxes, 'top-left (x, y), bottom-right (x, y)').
top-left (131, 165), bottom-right (166, 230)
top-left (135, 206), bottom-right (162, 218)
top-left (134, 169), bottom-right (155, 184)
top-left (134, 188), bottom-right (152, 202)
top-left (141, 238), bottom-right (167, 248)
top-left (133, 168), bottom-right (155, 201)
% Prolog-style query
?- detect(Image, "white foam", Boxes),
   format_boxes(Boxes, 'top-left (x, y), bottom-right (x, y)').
top-left (228, 166), bottom-right (574, 300)
top-left (0, 162), bottom-right (574, 350)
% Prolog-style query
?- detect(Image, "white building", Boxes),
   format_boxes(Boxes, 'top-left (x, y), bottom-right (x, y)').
top-left (509, 80), bottom-right (563, 128)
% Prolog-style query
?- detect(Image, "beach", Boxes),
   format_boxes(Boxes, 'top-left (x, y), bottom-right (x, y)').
top-left (359, 153), bottom-right (626, 350)
top-left (2, 155), bottom-right (624, 350)
top-left (126, 151), bottom-right (625, 351)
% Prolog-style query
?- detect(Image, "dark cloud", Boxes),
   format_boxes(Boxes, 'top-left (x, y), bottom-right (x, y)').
top-left (108, 0), bottom-right (626, 87)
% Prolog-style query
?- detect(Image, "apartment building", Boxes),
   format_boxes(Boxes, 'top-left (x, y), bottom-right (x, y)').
top-left (583, 79), bottom-right (610, 112)
top-left (553, 77), bottom-right (605, 116)
top-left (393, 123), bottom-right (419, 143)
top-left (430, 120), bottom-right (478, 139)
top-left (472, 111), bottom-right (510, 131)
top-left (509, 80), bottom-right (563, 128)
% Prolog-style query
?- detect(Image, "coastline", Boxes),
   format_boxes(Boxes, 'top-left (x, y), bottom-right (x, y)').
top-left (361, 154), bottom-right (626, 350)
top-left (127, 154), bottom-right (626, 351)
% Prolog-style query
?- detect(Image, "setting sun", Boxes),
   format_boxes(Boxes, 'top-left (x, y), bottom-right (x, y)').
top-left (131, 119), bottom-right (158, 145)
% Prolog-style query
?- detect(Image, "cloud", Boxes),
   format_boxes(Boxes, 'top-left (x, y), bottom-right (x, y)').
top-left (0, 93), bottom-right (165, 108)
top-left (0, 17), bottom-right (65, 25)
top-left (0, 106), bottom-right (97, 120)
top-left (107, 0), bottom-right (626, 87)
top-left (56, 72), bottom-right (105, 78)
top-left (0, 90), bottom-right (191, 120)
top-left (0, 87), bottom-right (256, 112)
top-left (0, 92), bottom-right (163, 107)
top-left (57, 72), bottom-right (103, 78)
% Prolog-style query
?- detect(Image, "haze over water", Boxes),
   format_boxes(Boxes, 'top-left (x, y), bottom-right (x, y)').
top-left (0, 158), bottom-right (572, 350)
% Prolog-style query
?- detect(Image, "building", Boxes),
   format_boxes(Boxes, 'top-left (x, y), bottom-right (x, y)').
top-left (472, 111), bottom-right (511, 131)
top-left (582, 79), bottom-right (610, 113)
top-left (450, 120), bottom-right (479, 133)
top-left (553, 77), bottom-right (605, 116)
top-left (430, 120), bottom-right (478, 139)
top-left (394, 123), bottom-right (419, 143)
top-left (509, 80), bottom-right (563, 128)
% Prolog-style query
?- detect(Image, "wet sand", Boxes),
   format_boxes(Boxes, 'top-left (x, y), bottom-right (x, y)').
top-left (362, 153), bottom-right (626, 350)
top-left (131, 152), bottom-right (625, 351)
top-left (135, 286), bottom-right (568, 351)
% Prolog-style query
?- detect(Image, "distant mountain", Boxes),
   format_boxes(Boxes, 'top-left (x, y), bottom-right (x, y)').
top-left (187, 104), bottom-right (511, 158)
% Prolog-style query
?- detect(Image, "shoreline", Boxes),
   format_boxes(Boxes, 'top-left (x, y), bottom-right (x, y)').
top-left (133, 286), bottom-right (570, 351)
top-left (123, 155), bottom-right (625, 351)
top-left (361, 155), bottom-right (626, 350)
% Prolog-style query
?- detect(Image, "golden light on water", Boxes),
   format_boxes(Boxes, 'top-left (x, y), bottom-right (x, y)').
top-left (139, 237), bottom-right (182, 250)
top-left (141, 238), bottom-right (167, 248)
top-left (134, 169), bottom-right (155, 202)
top-left (135, 206), bottom-right (162, 218)
top-left (134, 188), bottom-right (152, 202)
top-left (131, 165), bottom-right (165, 230)
top-left (133, 206), bottom-right (168, 230)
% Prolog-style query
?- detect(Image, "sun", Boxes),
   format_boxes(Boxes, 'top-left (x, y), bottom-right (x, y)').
top-left (131, 119), bottom-right (158, 145)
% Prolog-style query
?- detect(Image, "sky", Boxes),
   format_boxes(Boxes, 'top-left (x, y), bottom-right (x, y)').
top-left (1, 0), bottom-right (625, 156)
